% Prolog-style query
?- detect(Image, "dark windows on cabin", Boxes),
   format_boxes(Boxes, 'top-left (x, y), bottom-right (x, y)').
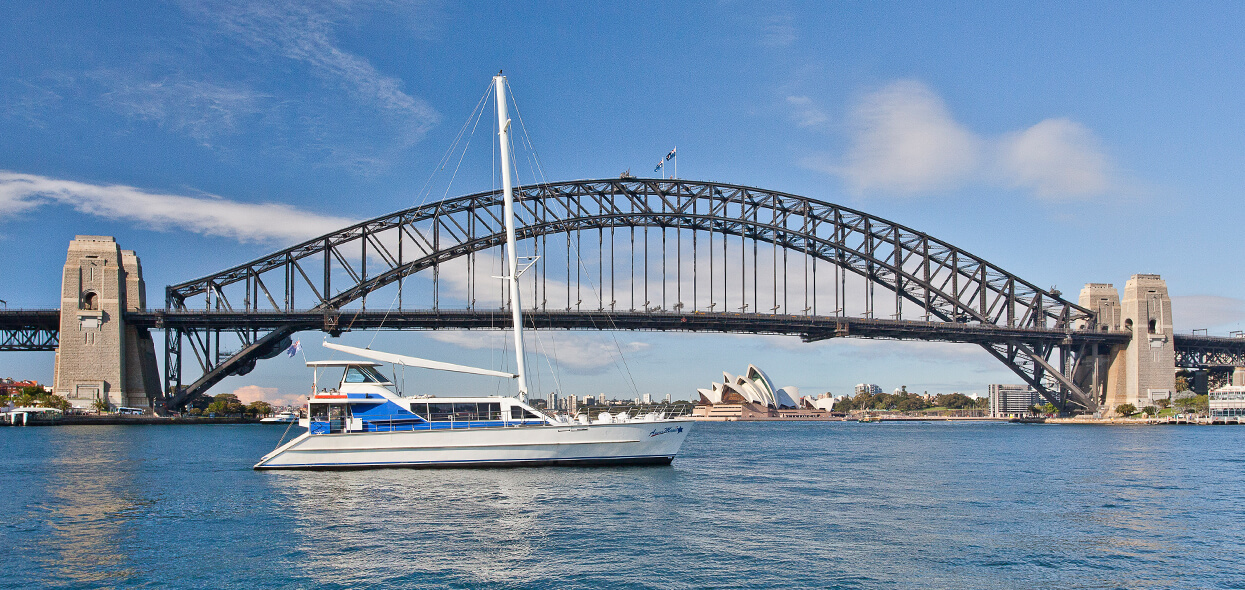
top-left (510, 407), bottom-right (541, 420)
top-left (343, 365), bottom-right (390, 384)
top-left (409, 402), bottom-right (502, 421)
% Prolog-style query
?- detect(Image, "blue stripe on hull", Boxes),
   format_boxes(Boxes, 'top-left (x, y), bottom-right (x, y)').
top-left (255, 454), bottom-right (675, 470)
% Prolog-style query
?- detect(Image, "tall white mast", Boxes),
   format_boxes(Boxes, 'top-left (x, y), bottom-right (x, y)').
top-left (495, 73), bottom-right (529, 401)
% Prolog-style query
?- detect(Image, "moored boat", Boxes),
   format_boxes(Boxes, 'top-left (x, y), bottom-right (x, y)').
top-left (255, 74), bottom-right (692, 470)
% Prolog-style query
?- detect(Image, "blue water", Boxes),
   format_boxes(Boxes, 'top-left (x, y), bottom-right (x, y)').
top-left (2, 421), bottom-right (1244, 589)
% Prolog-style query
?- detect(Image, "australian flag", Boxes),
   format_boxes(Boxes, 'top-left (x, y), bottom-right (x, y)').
top-left (655, 160), bottom-right (664, 172)
top-left (285, 339), bottom-right (302, 358)
top-left (665, 147), bottom-right (676, 161)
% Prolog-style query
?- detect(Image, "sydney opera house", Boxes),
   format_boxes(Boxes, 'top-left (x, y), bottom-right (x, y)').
top-left (692, 365), bottom-right (832, 420)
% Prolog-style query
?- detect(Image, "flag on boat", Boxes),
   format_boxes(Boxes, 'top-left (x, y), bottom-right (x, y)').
top-left (665, 147), bottom-right (676, 161)
top-left (286, 340), bottom-right (302, 358)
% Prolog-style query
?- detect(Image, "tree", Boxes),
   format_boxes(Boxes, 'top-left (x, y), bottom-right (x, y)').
top-left (1116, 403), bottom-right (1137, 417)
top-left (1041, 402), bottom-right (1058, 415)
top-left (247, 400), bottom-right (273, 417)
top-left (1142, 405), bottom-right (1158, 417)
top-left (93, 399), bottom-right (110, 413)
top-left (1156, 398), bottom-right (1171, 409)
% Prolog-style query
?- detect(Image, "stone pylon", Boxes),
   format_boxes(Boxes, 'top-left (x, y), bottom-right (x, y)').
top-left (1120, 274), bottom-right (1176, 410)
top-left (1077, 283), bottom-right (1127, 411)
top-left (1077, 275), bottom-right (1177, 416)
top-left (53, 236), bottom-right (160, 412)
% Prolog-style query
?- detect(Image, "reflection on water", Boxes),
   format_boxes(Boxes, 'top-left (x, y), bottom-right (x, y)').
top-left (2, 422), bottom-right (1245, 589)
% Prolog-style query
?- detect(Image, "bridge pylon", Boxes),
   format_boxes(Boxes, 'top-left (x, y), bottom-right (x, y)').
top-left (53, 236), bottom-right (161, 412)
top-left (1077, 275), bottom-right (1176, 416)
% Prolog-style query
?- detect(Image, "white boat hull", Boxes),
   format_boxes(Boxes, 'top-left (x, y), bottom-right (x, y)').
top-left (254, 420), bottom-right (693, 469)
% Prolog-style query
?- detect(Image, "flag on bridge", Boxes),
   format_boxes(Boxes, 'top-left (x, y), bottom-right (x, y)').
top-left (286, 340), bottom-right (302, 358)
top-left (655, 160), bottom-right (664, 172)
top-left (665, 147), bottom-right (676, 161)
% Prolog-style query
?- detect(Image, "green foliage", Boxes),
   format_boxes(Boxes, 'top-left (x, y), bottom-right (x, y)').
top-left (1174, 375), bottom-right (1191, 392)
top-left (247, 400), bottom-right (273, 417)
top-left (1173, 395), bottom-right (1209, 415)
top-left (92, 398), bottom-right (110, 413)
top-left (1116, 403), bottom-right (1137, 417)
top-left (1142, 405), bottom-right (1158, 416)
top-left (1041, 402), bottom-right (1058, 415)
top-left (206, 393), bottom-right (245, 416)
top-left (1156, 398), bottom-right (1171, 409)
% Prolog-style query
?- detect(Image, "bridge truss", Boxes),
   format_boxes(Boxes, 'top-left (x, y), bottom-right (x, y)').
top-left (161, 178), bottom-right (1125, 411)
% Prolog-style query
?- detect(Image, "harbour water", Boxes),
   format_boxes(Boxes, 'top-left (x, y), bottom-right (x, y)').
top-left (3, 421), bottom-right (1243, 589)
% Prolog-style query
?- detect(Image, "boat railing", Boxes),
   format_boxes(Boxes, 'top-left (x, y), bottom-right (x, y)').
top-left (309, 405), bottom-right (695, 434)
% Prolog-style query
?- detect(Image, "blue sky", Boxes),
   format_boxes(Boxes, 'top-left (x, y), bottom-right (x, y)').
top-left (2, 1), bottom-right (1243, 404)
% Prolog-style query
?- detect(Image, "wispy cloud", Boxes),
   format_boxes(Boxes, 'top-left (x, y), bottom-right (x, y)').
top-left (425, 330), bottom-right (650, 374)
top-left (186, 0), bottom-right (439, 147)
top-left (785, 95), bottom-right (828, 128)
top-left (799, 79), bottom-right (1118, 199)
top-left (0, 171), bottom-right (352, 243)
top-left (91, 70), bottom-right (267, 146)
top-left (1171, 295), bottom-right (1245, 333)
top-left (760, 14), bottom-right (798, 48)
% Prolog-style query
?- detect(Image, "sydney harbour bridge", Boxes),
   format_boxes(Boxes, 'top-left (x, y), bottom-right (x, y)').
top-left (3, 178), bottom-right (1243, 413)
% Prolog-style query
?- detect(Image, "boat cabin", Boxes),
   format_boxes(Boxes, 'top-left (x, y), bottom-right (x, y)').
top-left (304, 361), bottom-right (548, 435)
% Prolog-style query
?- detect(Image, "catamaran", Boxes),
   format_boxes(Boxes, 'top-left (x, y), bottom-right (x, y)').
top-left (254, 74), bottom-right (693, 469)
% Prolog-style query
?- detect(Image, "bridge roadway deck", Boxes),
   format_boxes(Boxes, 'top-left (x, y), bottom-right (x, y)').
top-left (9, 309), bottom-right (1245, 366)
top-left (124, 309), bottom-right (1131, 347)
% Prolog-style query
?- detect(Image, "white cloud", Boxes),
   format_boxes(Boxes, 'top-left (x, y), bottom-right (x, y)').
top-left (0, 171), bottom-right (353, 243)
top-left (999, 118), bottom-right (1111, 198)
top-left (425, 330), bottom-right (650, 374)
top-left (801, 79), bottom-right (1119, 200)
top-left (233, 384), bottom-right (302, 408)
top-left (836, 80), bottom-right (982, 194)
top-left (1171, 295), bottom-right (1245, 333)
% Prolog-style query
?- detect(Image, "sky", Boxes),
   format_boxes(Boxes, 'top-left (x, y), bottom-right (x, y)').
top-left (2, 1), bottom-right (1244, 404)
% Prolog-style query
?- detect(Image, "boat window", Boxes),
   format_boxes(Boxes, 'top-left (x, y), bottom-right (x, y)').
top-left (427, 403), bottom-right (454, 421)
top-left (510, 406), bottom-right (541, 420)
top-left (482, 402), bottom-right (501, 420)
top-left (343, 365), bottom-right (390, 384)
top-left (453, 403), bottom-right (479, 421)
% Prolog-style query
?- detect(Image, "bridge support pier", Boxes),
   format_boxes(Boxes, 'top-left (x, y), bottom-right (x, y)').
top-left (1078, 275), bottom-right (1176, 416)
top-left (53, 236), bottom-right (160, 413)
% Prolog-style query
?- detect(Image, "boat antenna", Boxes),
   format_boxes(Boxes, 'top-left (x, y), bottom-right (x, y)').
top-left (495, 73), bottom-right (529, 401)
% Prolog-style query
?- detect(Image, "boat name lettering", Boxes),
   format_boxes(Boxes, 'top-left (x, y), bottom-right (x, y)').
top-left (649, 426), bottom-right (684, 437)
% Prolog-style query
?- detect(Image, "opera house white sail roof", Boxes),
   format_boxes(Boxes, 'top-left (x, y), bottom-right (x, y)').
top-left (697, 365), bottom-right (800, 409)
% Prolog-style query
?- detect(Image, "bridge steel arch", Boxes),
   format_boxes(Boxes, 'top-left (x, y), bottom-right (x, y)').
top-left (163, 178), bottom-right (1106, 411)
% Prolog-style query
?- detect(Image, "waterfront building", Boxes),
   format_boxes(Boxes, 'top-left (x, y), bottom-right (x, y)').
top-left (693, 365), bottom-right (829, 420)
top-left (1209, 385), bottom-right (1245, 420)
top-left (989, 384), bottom-right (1041, 417)
top-left (664, 394), bottom-right (671, 403)
top-left (642, 393), bottom-right (652, 404)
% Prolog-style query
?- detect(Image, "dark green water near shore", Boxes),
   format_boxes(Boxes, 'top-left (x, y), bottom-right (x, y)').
top-left (2, 421), bottom-right (1242, 589)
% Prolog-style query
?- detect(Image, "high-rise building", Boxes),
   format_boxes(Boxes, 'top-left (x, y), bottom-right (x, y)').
top-left (854, 383), bottom-right (882, 396)
top-left (548, 392), bottom-right (559, 410)
top-left (642, 393), bottom-right (652, 404)
top-left (989, 384), bottom-right (1041, 417)
top-left (664, 393), bottom-right (671, 403)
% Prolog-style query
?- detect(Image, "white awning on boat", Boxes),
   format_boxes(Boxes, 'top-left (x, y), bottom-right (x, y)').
top-left (322, 341), bottom-right (519, 379)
